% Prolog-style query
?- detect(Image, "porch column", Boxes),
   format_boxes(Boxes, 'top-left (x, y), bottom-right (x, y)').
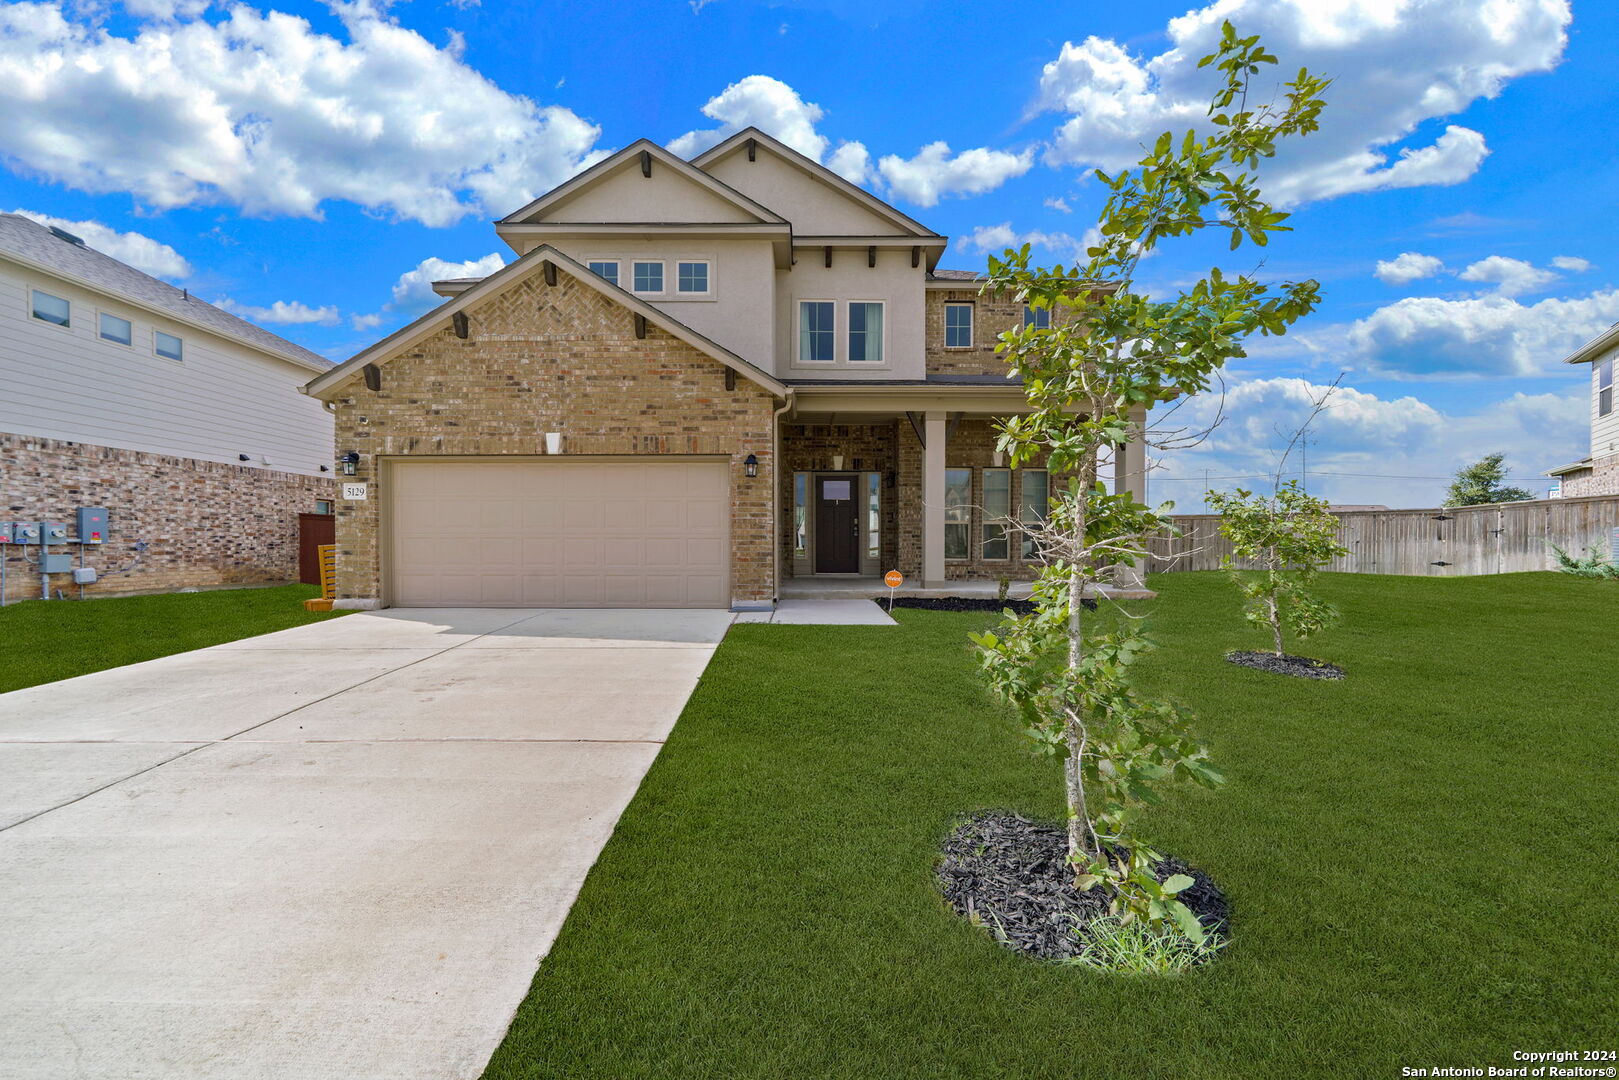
top-left (1114, 405), bottom-right (1149, 588)
top-left (922, 410), bottom-right (947, 588)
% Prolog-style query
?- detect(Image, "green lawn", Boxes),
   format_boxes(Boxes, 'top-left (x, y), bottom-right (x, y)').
top-left (484, 571), bottom-right (1619, 1080)
top-left (0, 584), bottom-right (345, 693)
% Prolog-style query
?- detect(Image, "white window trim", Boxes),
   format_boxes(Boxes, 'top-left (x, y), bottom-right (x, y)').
top-left (586, 259), bottom-right (621, 287)
top-left (97, 309), bottom-right (133, 347)
top-left (29, 287), bottom-right (71, 329)
top-left (944, 301), bottom-right (974, 349)
top-left (796, 299), bottom-right (838, 366)
top-left (846, 299), bottom-right (889, 365)
top-left (674, 259), bottom-right (714, 298)
top-left (154, 330), bottom-right (184, 363)
top-left (630, 259), bottom-right (666, 296)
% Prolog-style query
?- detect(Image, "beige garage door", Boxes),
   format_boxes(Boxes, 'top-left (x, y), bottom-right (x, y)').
top-left (388, 459), bottom-right (730, 608)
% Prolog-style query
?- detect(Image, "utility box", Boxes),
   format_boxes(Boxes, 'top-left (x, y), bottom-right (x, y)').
top-left (40, 522), bottom-right (68, 543)
top-left (6, 522), bottom-right (40, 544)
top-left (72, 566), bottom-right (98, 585)
top-left (41, 554), bottom-right (72, 574)
top-left (0, 522), bottom-right (12, 544)
top-left (76, 507), bottom-right (108, 544)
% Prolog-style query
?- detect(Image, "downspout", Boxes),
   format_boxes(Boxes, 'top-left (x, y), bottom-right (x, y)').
top-left (772, 389), bottom-right (796, 606)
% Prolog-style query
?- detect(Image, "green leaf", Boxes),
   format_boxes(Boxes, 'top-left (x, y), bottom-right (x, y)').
top-left (1169, 900), bottom-right (1207, 945)
top-left (1161, 873), bottom-right (1195, 896)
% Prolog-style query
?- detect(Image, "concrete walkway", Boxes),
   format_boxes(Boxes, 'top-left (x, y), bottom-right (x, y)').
top-left (733, 598), bottom-right (896, 625)
top-left (0, 607), bottom-right (733, 1080)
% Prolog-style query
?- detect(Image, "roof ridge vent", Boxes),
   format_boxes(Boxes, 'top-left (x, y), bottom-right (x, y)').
top-left (47, 225), bottom-right (86, 247)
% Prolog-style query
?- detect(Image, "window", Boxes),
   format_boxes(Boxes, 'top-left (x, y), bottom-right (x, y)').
top-left (155, 331), bottom-right (183, 361)
top-left (944, 468), bottom-right (971, 560)
top-left (799, 301), bottom-right (835, 363)
top-left (1020, 469), bottom-right (1049, 560)
top-left (944, 303), bottom-right (973, 348)
top-left (588, 260), bottom-right (619, 286)
top-left (1023, 304), bottom-right (1051, 330)
top-left (99, 312), bottom-right (132, 346)
top-left (31, 290), bottom-right (69, 327)
top-left (315, 500), bottom-right (333, 515)
top-left (866, 472), bottom-right (881, 559)
top-left (677, 261), bottom-right (709, 294)
top-left (632, 261), bottom-right (663, 293)
top-left (982, 468), bottom-right (1011, 559)
top-left (848, 302), bottom-right (884, 363)
top-left (793, 473), bottom-right (808, 557)
top-left (1601, 358), bottom-right (1614, 417)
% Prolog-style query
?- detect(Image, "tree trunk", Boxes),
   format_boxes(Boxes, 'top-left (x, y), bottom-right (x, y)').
top-left (1267, 592), bottom-right (1284, 655)
top-left (1063, 469), bottom-right (1096, 874)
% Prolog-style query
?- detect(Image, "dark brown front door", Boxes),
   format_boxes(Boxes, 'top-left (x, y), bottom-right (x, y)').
top-left (815, 475), bottom-right (860, 574)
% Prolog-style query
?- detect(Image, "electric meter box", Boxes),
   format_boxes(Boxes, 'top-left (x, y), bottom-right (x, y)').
top-left (40, 522), bottom-right (68, 543)
top-left (6, 522), bottom-right (41, 545)
top-left (0, 522), bottom-right (12, 544)
top-left (41, 554), bottom-right (73, 574)
top-left (76, 507), bottom-right (108, 543)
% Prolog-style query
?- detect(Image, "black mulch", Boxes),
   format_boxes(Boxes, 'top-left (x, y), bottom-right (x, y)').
top-left (876, 596), bottom-right (1097, 615)
top-left (1226, 650), bottom-right (1345, 680)
top-left (937, 811), bottom-right (1228, 961)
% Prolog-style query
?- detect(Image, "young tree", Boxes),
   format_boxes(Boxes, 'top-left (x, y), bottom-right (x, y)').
top-left (971, 24), bottom-right (1329, 940)
top-left (1443, 453), bottom-right (1534, 507)
top-left (1206, 480), bottom-right (1348, 656)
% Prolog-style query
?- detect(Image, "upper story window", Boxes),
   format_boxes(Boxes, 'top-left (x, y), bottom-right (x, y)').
top-left (677, 261), bottom-right (710, 294)
top-left (99, 312), bottom-right (132, 346)
top-left (1601, 357), bottom-right (1614, 417)
top-left (799, 301), bottom-right (834, 363)
top-left (588, 260), bottom-right (620, 286)
top-left (155, 331), bottom-right (183, 362)
top-left (848, 302), bottom-right (884, 363)
top-left (1023, 304), bottom-right (1051, 330)
top-left (944, 303), bottom-right (973, 348)
top-left (31, 289), bottom-right (70, 327)
top-left (632, 261), bottom-right (664, 293)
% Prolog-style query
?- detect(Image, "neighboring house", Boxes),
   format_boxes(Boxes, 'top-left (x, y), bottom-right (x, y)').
top-left (0, 213), bottom-right (336, 602)
top-left (305, 129), bottom-right (1147, 611)
top-left (1547, 323), bottom-right (1619, 497)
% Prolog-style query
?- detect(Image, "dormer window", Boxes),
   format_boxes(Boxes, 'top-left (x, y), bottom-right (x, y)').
top-left (1601, 357), bottom-right (1614, 417)
top-left (633, 261), bottom-right (664, 293)
top-left (588, 260), bottom-right (619, 286)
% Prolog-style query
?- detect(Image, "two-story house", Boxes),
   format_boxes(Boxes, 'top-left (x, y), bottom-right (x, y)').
top-left (0, 213), bottom-right (336, 602)
top-left (304, 129), bottom-right (1147, 610)
top-left (1547, 322), bottom-right (1619, 497)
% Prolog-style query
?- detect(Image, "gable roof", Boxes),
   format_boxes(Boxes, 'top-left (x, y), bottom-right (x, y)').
top-left (690, 127), bottom-right (941, 239)
top-left (303, 244), bottom-right (787, 400)
top-left (1564, 321), bottom-right (1619, 365)
top-left (497, 140), bottom-right (788, 226)
top-left (0, 213), bottom-right (329, 373)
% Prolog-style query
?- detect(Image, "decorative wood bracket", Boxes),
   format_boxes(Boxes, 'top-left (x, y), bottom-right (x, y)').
top-left (633, 313), bottom-right (648, 339)
top-left (362, 363), bottom-right (382, 391)
top-left (543, 260), bottom-right (557, 287)
top-left (905, 411), bottom-right (925, 447)
top-left (451, 312), bottom-right (469, 339)
top-left (725, 368), bottom-right (736, 391)
top-left (911, 245), bottom-right (920, 268)
top-left (746, 137), bottom-right (757, 162)
top-left (824, 245), bottom-right (833, 268)
top-left (640, 149), bottom-right (652, 177)
top-left (868, 245), bottom-right (876, 268)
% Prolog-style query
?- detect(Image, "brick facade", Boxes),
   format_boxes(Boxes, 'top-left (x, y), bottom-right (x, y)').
top-left (924, 287), bottom-right (1027, 377)
top-left (1, 432), bottom-right (334, 603)
top-left (327, 266), bottom-right (778, 606)
top-left (1560, 453), bottom-right (1619, 498)
top-left (779, 423), bottom-right (899, 577)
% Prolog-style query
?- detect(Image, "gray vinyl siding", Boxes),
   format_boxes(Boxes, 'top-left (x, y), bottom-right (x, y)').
top-left (1592, 350), bottom-right (1619, 460)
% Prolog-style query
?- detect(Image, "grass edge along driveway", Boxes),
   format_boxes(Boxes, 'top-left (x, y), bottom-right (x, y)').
top-left (483, 571), bottom-right (1618, 1080)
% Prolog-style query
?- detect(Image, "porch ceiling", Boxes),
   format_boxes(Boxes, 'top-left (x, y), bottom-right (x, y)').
top-left (787, 383), bottom-right (1030, 422)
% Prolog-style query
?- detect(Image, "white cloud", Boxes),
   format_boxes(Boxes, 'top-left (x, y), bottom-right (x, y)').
top-left (1154, 376), bottom-right (1582, 508)
top-left (122, 0), bottom-right (211, 18)
top-left (1374, 252), bottom-right (1445, 286)
top-left (1331, 288), bottom-right (1619, 379)
top-left (668, 74), bottom-right (1028, 205)
top-left (213, 297), bottom-right (340, 325)
top-left (957, 222), bottom-right (1088, 264)
top-left (387, 251), bottom-right (507, 311)
top-left (9, 208), bottom-right (192, 279)
top-left (351, 312), bottom-right (383, 330)
top-left (0, 2), bottom-right (606, 226)
top-left (1037, 0), bottom-right (1569, 206)
top-left (875, 142), bottom-right (1033, 209)
top-left (1456, 255), bottom-right (1559, 297)
top-left (1551, 255), bottom-right (1592, 273)
top-left (1044, 196), bottom-right (1072, 214)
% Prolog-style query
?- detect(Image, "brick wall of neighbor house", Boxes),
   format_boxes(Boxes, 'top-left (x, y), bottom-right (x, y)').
top-left (895, 418), bottom-right (1052, 581)
top-left (1560, 454), bottom-right (1619, 497)
top-left (779, 422), bottom-right (899, 576)
top-left (925, 288), bottom-right (1028, 377)
top-left (0, 432), bottom-right (334, 603)
top-left (328, 267), bottom-right (778, 605)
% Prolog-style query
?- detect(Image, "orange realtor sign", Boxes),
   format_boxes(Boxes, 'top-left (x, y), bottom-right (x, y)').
top-left (884, 570), bottom-right (903, 588)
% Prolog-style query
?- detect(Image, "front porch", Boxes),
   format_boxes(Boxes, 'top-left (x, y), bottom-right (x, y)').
top-left (778, 577), bottom-right (1157, 601)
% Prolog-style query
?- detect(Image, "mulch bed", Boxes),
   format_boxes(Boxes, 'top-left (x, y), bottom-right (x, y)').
top-left (876, 597), bottom-right (1098, 615)
top-left (1226, 650), bottom-right (1345, 680)
top-left (937, 811), bottom-right (1228, 961)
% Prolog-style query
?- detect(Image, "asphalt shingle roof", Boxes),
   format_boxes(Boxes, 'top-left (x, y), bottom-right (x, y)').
top-left (0, 213), bottom-right (329, 370)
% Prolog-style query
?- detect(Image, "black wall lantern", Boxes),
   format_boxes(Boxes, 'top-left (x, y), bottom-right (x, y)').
top-left (339, 451), bottom-right (360, 476)
top-left (743, 453), bottom-right (759, 478)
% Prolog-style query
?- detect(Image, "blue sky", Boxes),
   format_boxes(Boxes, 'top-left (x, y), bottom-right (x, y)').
top-left (0, 0), bottom-right (1604, 507)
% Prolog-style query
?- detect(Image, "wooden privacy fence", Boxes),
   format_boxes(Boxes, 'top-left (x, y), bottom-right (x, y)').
top-left (1146, 495), bottom-right (1619, 576)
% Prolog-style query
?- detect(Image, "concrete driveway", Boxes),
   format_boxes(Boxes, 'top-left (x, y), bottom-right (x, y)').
top-left (0, 607), bottom-right (733, 1080)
